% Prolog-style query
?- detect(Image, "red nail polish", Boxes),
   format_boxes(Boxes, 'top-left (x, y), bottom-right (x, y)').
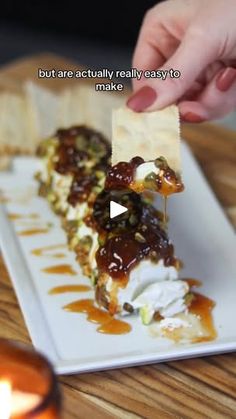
top-left (216, 67), bottom-right (236, 92)
top-left (181, 112), bottom-right (206, 123)
top-left (127, 86), bottom-right (157, 112)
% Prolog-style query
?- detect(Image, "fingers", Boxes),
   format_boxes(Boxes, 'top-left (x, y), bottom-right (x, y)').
top-left (127, 28), bottom-right (218, 112)
top-left (132, 10), bottom-right (178, 90)
top-left (179, 67), bottom-right (236, 121)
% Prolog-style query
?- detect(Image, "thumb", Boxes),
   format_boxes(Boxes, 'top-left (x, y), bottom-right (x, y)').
top-left (127, 30), bottom-right (218, 112)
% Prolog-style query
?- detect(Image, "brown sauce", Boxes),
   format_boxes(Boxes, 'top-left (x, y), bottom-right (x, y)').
top-left (63, 298), bottom-right (131, 335)
top-left (190, 292), bottom-right (217, 342)
top-left (96, 222), bottom-right (176, 280)
top-left (42, 264), bottom-right (77, 275)
top-left (54, 126), bottom-right (111, 176)
top-left (105, 157), bottom-right (144, 190)
top-left (68, 173), bottom-right (98, 206)
top-left (8, 212), bottom-right (39, 220)
top-left (163, 196), bottom-right (167, 225)
top-left (31, 244), bottom-right (66, 259)
top-left (18, 228), bottom-right (49, 236)
top-left (93, 157), bottom-right (183, 283)
top-left (49, 285), bottom-right (91, 295)
top-left (97, 319), bottom-right (132, 335)
top-left (185, 278), bottom-right (202, 288)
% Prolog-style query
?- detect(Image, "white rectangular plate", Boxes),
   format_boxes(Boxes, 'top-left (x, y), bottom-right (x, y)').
top-left (0, 143), bottom-right (235, 375)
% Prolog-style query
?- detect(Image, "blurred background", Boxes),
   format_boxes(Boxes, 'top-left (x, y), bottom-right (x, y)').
top-left (0, 0), bottom-right (235, 128)
top-left (0, 1), bottom-right (157, 69)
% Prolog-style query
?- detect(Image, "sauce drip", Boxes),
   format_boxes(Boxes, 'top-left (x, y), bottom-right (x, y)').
top-left (163, 196), bottom-right (167, 225)
top-left (42, 264), bottom-right (77, 275)
top-left (185, 278), bottom-right (202, 288)
top-left (63, 298), bottom-right (131, 335)
top-left (31, 244), bottom-right (66, 259)
top-left (8, 213), bottom-right (39, 220)
top-left (190, 292), bottom-right (217, 342)
top-left (18, 228), bottom-right (49, 236)
top-left (49, 285), bottom-right (91, 295)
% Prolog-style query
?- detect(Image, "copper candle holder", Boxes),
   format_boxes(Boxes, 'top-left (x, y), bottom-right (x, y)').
top-left (0, 339), bottom-right (61, 418)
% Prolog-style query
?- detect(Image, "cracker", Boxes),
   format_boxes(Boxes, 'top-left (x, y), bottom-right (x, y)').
top-left (25, 81), bottom-right (59, 139)
top-left (58, 85), bottom-right (125, 139)
top-left (112, 105), bottom-right (181, 171)
top-left (0, 93), bottom-right (33, 154)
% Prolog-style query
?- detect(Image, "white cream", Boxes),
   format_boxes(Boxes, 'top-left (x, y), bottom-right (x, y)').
top-left (135, 162), bottom-right (160, 182)
top-left (159, 317), bottom-right (189, 330)
top-left (50, 171), bottom-right (73, 212)
top-left (66, 202), bottom-right (88, 221)
top-left (104, 259), bottom-right (188, 322)
top-left (111, 259), bottom-right (178, 307)
top-left (131, 280), bottom-right (188, 317)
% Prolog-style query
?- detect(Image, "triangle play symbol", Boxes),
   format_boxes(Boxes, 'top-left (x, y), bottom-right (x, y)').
top-left (110, 201), bottom-right (128, 219)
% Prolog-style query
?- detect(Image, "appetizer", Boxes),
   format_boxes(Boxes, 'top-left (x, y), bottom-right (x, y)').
top-left (37, 125), bottom-right (191, 325)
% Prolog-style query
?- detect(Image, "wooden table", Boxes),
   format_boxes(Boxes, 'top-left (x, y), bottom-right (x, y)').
top-left (0, 54), bottom-right (236, 419)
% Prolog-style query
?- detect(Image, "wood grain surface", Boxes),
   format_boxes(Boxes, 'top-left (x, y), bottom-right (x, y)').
top-left (0, 54), bottom-right (236, 419)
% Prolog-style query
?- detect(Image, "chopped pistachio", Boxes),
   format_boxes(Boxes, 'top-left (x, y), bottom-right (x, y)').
top-left (69, 235), bottom-right (80, 249)
top-left (129, 213), bottom-right (138, 226)
top-left (144, 171), bottom-right (156, 182)
top-left (154, 156), bottom-right (168, 169)
top-left (90, 271), bottom-right (98, 286)
top-left (76, 135), bottom-right (87, 150)
top-left (95, 170), bottom-right (104, 179)
top-left (185, 292), bottom-right (195, 306)
top-left (98, 235), bottom-right (106, 246)
top-left (47, 192), bottom-right (57, 203)
top-left (150, 250), bottom-right (159, 262)
top-left (93, 186), bottom-right (102, 194)
top-left (135, 232), bottom-right (146, 243)
top-left (80, 235), bottom-right (93, 248)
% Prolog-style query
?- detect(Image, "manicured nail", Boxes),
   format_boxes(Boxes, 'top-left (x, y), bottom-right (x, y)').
top-left (216, 67), bottom-right (236, 92)
top-left (181, 112), bottom-right (206, 123)
top-left (127, 86), bottom-right (157, 112)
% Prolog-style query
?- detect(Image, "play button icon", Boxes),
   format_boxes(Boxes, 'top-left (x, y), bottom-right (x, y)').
top-left (93, 190), bottom-right (142, 232)
top-left (110, 201), bottom-right (128, 219)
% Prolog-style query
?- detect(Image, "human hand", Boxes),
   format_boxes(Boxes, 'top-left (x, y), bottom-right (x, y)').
top-left (127, 0), bottom-right (236, 121)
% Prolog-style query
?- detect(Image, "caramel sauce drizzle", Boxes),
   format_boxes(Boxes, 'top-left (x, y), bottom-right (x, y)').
top-left (18, 228), bottom-right (49, 236)
top-left (163, 196), bottom-right (167, 225)
top-left (63, 298), bottom-right (131, 335)
top-left (185, 278), bottom-right (202, 288)
top-left (49, 285), bottom-right (91, 295)
top-left (190, 292), bottom-right (217, 343)
top-left (31, 244), bottom-right (66, 259)
top-left (42, 264), bottom-right (77, 275)
top-left (8, 212), bottom-right (39, 220)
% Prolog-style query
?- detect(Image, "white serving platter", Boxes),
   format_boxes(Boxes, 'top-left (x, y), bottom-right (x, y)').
top-left (0, 143), bottom-right (235, 375)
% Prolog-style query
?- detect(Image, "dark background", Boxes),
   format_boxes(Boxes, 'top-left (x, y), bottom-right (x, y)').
top-left (0, 1), bottom-right (158, 68)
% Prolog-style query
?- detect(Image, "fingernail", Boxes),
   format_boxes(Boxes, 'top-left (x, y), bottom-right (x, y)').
top-left (127, 86), bottom-right (157, 112)
top-left (181, 112), bottom-right (206, 123)
top-left (216, 67), bottom-right (236, 92)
